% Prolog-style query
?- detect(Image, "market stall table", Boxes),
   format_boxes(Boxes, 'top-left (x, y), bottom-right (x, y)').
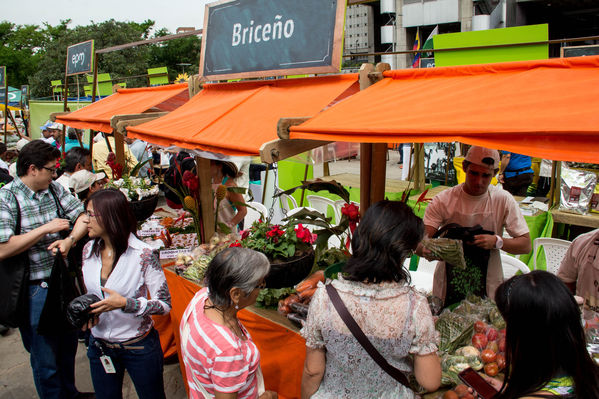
top-left (163, 268), bottom-right (305, 399)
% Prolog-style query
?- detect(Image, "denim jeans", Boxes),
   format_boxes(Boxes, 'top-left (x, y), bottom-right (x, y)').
top-left (19, 283), bottom-right (79, 399)
top-left (88, 328), bottom-right (166, 399)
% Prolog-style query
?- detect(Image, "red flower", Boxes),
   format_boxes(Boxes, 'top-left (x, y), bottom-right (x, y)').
top-left (105, 152), bottom-right (124, 179)
top-left (182, 170), bottom-right (199, 193)
top-left (341, 202), bottom-right (360, 234)
top-left (229, 241), bottom-right (242, 247)
top-left (341, 202), bottom-right (360, 222)
top-left (265, 225), bottom-right (285, 241)
top-left (295, 224), bottom-right (316, 244)
top-left (240, 229), bottom-right (250, 239)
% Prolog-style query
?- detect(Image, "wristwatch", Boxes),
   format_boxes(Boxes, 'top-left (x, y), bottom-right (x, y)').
top-left (495, 235), bottom-right (504, 249)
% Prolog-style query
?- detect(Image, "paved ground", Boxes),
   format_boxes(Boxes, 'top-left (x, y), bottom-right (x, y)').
top-left (0, 150), bottom-right (405, 399)
top-left (0, 328), bottom-right (187, 399)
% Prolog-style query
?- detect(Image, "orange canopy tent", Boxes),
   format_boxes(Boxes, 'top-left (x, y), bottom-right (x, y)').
top-left (55, 83), bottom-right (189, 133)
top-left (126, 74), bottom-right (358, 156)
top-left (290, 56), bottom-right (599, 164)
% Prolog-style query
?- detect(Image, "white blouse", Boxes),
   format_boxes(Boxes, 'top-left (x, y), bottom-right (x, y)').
top-left (82, 233), bottom-right (171, 342)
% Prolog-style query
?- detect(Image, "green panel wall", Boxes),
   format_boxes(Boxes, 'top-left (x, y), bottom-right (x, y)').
top-left (434, 24), bottom-right (548, 67)
top-left (29, 100), bottom-right (90, 141)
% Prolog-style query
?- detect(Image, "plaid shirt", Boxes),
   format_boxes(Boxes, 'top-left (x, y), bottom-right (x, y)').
top-left (0, 178), bottom-right (83, 280)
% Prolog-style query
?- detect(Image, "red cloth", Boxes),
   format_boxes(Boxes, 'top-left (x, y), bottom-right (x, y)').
top-left (163, 269), bottom-right (306, 399)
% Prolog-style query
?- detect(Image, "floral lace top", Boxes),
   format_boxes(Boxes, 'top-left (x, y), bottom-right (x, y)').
top-left (300, 276), bottom-right (439, 399)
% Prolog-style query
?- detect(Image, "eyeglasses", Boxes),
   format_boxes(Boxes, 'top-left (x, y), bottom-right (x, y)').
top-left (85, 210), bottom-right (97, 218)
top-left (255, 280), bottom-right (266, 290)
top-left (41, 166), bottom-right (57, 174)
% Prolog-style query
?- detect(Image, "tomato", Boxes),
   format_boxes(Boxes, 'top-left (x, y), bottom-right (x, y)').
top-left (481, 349), bottom-right (497, 363)
top-left (474, 320), bottom-right (487, 334)
top-left (498, 337), bottom-right (506, 352)
top-left (443, 390), bottom-right (459, 399)
top-left (484, 362), bottom-right (499, 377)
top-left (486, 327), bottom-right (498, 341)
top-left (496, 353), bottom-right (506, 370)
top-left (472, 333), bottom-right (488, 350)
top-left (462, 394), bottom-right (475, 399)
top-left (454, 384), bottom-right (469, 397)
top-left (499, 328), bottom-right (506, 338)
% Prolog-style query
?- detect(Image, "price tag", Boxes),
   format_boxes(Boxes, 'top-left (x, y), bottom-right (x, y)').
top-left (159, 248), bottom-right (192, 259)
top-left (137, 228), bottom-right (164, 237)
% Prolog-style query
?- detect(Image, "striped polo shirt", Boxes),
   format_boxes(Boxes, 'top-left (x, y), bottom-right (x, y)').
top-left (180, 288), bottom-right (261, 399)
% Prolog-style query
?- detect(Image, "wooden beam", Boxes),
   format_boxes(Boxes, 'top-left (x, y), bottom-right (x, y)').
top-left (196, 156), bottom-right (215, 243)
top-left (110, 112), bottom-right (168, 134)
top-left (49, 111), bottom-right (70, 121)
top-left (260, 138), bottom-right (331, 163)
top-left (114, 130), bottom-right (125, 168)
top-left (360, 143), bottom-right (372, 215)
top-left (370, 143), bottom-right (387, 204)
top-left (413, 143), bottom-right (426, 192)
top-left (188, 74), bottom-right (203, 98)
top-left (96, 29), bottom-right (203, 54)
top-left (277, 117), bottom-right (311, 139)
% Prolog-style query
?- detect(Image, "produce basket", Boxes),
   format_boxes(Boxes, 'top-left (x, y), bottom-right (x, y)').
top-left (129, 195), bottom-right (159, 222)
top-left (265, 248), bottom-right (315, 289)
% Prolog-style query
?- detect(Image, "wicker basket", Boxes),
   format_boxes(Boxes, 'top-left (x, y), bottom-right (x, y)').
top-left (129, 195), bottom-right (159, 222)
top-left (265, 248), bottom-right (315, 289)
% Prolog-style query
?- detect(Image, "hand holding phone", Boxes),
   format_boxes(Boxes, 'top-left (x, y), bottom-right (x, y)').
top-left (458, 368), bottom-right (499, 399)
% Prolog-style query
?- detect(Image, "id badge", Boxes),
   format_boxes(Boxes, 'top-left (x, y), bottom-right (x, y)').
top-left (100, 355), bottom-right (116, 374)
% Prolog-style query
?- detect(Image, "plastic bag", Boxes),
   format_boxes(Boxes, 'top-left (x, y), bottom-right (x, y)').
top-left (559, 165), bottom-right (597, 215)
top-left (66, 293), bottom-right (101, 329)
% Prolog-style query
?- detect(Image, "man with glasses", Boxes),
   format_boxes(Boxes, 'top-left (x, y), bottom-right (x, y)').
top-left (0, 140), bottom-right (91, 399)
top-left (416, 146), bottom-right (531, 305)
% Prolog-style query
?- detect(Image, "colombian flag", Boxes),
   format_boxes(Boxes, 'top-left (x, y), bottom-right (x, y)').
top-left (412, 29), bottom-right (421, 68)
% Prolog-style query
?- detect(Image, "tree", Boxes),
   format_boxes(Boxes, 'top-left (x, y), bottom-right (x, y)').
top-left (29, 19), bottom-right (155, 97)
top-left (0, 22), bottom-right (46, 88)
top-left (148, 28), bottom-right (202, 80)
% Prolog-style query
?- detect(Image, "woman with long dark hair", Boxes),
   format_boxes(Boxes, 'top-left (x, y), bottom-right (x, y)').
top-left (81, 188), bottom-right (171, 399)
top-left (301, 200), bottom-right (441, 398)
top-left (493, 271), bottom-right (599, 399)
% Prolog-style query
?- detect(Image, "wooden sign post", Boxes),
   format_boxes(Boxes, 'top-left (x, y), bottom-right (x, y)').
top-left (200, 0), bottom-right (345, 80)
top-left (64, 40), bottom-right (95, 152)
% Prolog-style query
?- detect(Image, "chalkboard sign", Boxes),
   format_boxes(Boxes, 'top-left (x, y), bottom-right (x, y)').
top-left (0, 66), bottom-right (5, 87)
top-left (561, 44), bottom-right (599, 58)
top-left (421, 58), bottom-right (435, 68)
top-left (200, 0), bottom-right (345, 80)
top-left (66, 40), bottom-right (94, 75)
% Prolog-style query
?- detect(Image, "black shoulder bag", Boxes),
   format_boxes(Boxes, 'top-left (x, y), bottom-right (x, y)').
top-left (325, 284), bottom-right (412, 388)
top-left (0, 191), bottom-right (30, 328)
top-left (433, 223), bottom-right (495, 306)
top-left (37, 185), bottom-right (83, 335)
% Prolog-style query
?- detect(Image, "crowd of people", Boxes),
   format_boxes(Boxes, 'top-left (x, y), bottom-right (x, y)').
top-left (0, 129), bottom-right (598, 399)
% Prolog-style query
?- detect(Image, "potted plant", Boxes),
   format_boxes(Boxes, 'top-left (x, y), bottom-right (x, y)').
top-left (235, 220), bottom-right (317, 288)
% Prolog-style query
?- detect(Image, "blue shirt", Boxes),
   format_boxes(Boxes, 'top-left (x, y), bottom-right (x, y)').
top-left (64, 136), bottom-right (89, 153)
top-left (503, 152), bottom-right (533, 178)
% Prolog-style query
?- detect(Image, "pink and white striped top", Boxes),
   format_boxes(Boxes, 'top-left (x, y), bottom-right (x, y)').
top-left (180, 288), bottom-right (261, 399)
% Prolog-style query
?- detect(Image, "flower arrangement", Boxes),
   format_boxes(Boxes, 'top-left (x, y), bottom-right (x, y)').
top-left (234, 221), bottom-right (316, 260)
top-left (106, 176), bottom-right (159, 201)
top-left (161, 166), bottom-right (204, 245)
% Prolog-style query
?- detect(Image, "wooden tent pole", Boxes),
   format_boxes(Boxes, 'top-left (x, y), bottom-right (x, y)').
top-left (196, 156), bottom-right (215, 243)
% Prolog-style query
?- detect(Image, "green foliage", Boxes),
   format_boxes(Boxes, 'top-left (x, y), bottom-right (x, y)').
top-left (0, 18), bottom-right (201, 98)
top-left (255, 287), bottom-right (296, 309)
top-left (0, 22), bottom-right (46, 88)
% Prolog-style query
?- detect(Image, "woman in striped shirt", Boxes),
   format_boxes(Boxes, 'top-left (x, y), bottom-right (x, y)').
top-left (180, 247), bottom-right (278, 399)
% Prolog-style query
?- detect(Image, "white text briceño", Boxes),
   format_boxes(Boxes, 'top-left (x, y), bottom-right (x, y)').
top-left (232, 15), bottom-right (295, 46)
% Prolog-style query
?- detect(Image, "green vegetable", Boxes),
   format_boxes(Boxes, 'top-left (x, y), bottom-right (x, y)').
top-left (255, 287), bottom-right (296, 309)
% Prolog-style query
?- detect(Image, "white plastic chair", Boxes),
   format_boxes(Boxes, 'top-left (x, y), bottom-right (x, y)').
top-left (307, 195), bottom-right (340, 223)
top-left (533, 237), bottom-right (571, 274)
top-left (500, 252), bottom-right (530, 280)
top-left (244, 201), bottom-right (268, 227)
top-left (278, 193), bottom-right (298, 213)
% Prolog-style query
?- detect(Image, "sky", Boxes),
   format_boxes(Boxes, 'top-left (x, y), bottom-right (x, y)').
top-left (3, 0), bottom-right (215, 34)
